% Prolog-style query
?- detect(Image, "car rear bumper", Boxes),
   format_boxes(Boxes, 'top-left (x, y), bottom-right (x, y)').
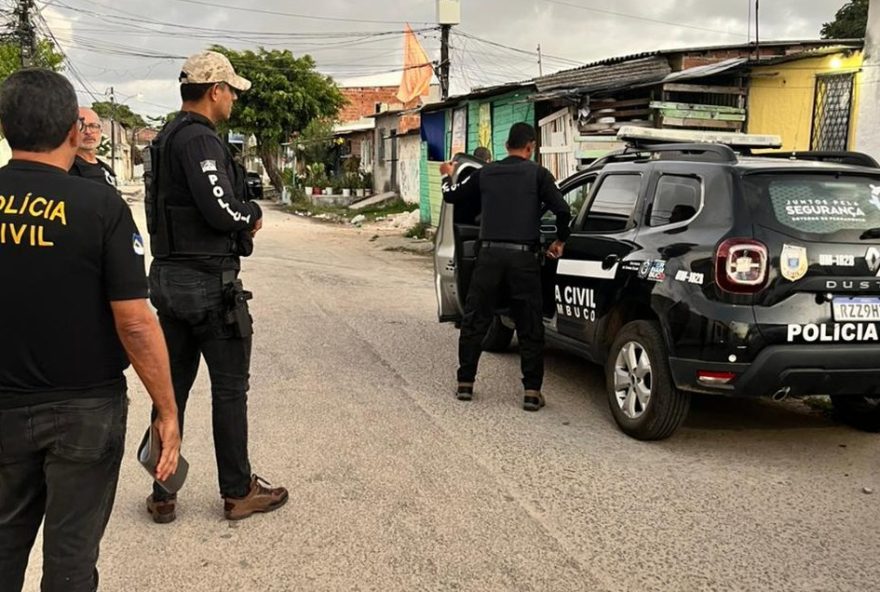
top-left (670, 345), bottom-right (880, 397)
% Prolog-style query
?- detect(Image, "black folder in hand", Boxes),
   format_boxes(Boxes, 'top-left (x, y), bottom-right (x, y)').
top-left (137, 425), bottom-right (189, 494)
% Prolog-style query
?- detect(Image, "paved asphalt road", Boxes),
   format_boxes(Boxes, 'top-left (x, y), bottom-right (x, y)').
top-left (22, 202), bottom-right (880, 592)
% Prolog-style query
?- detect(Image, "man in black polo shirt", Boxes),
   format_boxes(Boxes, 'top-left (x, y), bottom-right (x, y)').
top-left (440, 123), bottom-right (570, 412)
top-left (68, 106), bottom-right (118, 187)
top-left (0, 69), bottom-right (181, 592)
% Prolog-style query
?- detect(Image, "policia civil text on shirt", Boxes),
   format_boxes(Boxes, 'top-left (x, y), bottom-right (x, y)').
top-left (0, 69), bottom-right (180, 592)
top-left (143, 50), bottom-right (288, 524)
top-left (68, 106), bottom-right (118, 188)
top-left (440, 123), bottom-right (571, 411)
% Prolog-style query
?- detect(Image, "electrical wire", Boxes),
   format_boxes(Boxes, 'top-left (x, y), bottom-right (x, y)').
top-left (170, 0), bottom-right (432, 26)
top-left (540, 0), bottom-right (746, 38)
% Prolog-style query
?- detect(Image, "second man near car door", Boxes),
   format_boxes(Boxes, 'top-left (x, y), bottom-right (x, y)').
top-left (440, 123), bottom-right (571, 412)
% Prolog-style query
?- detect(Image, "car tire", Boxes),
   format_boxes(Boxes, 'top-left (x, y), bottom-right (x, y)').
top-left (830, 395), bottom-right (880, 432)
top-left (605, 320), bottom-right (690, 440)
top-left (482, 315), bottom-right (514, 352)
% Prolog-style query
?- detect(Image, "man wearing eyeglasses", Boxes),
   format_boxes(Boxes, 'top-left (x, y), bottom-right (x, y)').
top-left (143, 50), bottom-right (286, 524)
top-left (68, 107), bottom-right (117, 188)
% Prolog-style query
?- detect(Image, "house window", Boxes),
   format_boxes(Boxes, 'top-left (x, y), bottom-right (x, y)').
top-left (811, 73), bottom-right (855, 151)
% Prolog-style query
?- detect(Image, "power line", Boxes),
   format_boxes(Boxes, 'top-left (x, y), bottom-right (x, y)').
top-left (171, 0), bottom-right (432, 26)
top-left (540, 0), bottom-right (746, 37)
top-left (453, 29), bottom-right (582, 67)
top-left (33, 6), bottom-right (102, 100)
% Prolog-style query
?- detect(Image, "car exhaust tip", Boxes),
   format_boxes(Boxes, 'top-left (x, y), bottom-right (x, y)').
top-left (771, 387), bottom-right (791, 402)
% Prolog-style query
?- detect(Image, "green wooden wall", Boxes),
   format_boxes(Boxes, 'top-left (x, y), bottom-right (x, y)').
top-left (419, 90), bottom-right (535, 226)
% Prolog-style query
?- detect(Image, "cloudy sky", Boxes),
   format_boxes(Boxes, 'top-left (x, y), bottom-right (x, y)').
top-left (35, 0), bottom-right (843, 118)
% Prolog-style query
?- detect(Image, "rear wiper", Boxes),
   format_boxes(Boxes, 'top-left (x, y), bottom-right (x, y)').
top-left (860, 228), bottom-right (880, 240)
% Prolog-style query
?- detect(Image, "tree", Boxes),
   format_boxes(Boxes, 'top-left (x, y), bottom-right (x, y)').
top-left (0, 39), bottom-right (64, 83)
top-left (821, 0), bottom-right (869, 39)
top-left (91, 101), bottom-right (147, 130)
top-left (211, 45), bottom-right (345, 192)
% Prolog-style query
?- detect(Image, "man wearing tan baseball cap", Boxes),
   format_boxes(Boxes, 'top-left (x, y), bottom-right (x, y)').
top-left (179, 50), bottom-right (252, 93)
top-left (143, 50), bottom-right (288, 524)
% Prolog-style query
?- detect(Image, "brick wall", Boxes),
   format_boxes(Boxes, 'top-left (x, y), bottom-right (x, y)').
top-left (339, 87), bottom-right (420, 122)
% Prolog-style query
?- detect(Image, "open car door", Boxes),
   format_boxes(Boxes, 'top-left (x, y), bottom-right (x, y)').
top-left (433, 155), bottom-right (485, 322)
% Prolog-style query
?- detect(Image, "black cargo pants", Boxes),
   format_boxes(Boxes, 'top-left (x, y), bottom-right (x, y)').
top-left (148, 264), bottom-right (252, 500)
top-left (457, 243), bottom-right (545, 391)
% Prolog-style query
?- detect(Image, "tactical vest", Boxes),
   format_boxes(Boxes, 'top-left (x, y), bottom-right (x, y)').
top-left (144, 115), bottom-right (244, 258)
top-left (478, 159), bottom-right (541, 242)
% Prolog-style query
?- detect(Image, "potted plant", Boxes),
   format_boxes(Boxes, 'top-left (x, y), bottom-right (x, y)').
top-left (361, 171), bottom-right (373, 197)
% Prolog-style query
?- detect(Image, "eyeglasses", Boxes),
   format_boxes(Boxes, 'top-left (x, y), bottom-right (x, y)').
top-left (77, 118), bottom-right (102, 133)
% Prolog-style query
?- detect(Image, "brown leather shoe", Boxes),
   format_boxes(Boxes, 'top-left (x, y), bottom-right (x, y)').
top-left (146, 494), bottom-right (177, 524)
top-left (523, 390), bottom-right (546, 412)
top-left (223, 475), bottom-right (288, 521)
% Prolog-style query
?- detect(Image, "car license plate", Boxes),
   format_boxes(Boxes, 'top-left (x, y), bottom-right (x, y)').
top-left (832, 297), bottom-right (880, 321)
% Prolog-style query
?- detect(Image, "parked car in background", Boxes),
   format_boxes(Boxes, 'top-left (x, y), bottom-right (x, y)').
top-left (246, 171), bottom-right (263, 199)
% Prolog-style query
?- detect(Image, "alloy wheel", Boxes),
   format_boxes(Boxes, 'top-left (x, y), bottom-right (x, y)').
top-left (613, 341), bottom-right (653, 419)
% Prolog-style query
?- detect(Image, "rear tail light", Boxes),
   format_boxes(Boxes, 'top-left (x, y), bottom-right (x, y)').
top-left (697, 371), bottom-right (737, 386)
top-left (715, 239), bottom-right (768, 293)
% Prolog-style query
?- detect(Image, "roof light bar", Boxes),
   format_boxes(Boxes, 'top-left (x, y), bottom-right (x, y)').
top-left (617, 126), bottom-right (782, 149)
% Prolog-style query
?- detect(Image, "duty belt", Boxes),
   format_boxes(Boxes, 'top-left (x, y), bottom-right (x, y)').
top-left (481, 241), bottom-right (539, 252)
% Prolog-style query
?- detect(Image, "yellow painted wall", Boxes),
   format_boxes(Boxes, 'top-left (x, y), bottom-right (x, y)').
top-left (748, 51), bottom-right (863, 151)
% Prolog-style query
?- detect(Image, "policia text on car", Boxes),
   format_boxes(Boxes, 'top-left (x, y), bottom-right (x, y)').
top-left (440, 123), bottom-right (571, 412)
top-left (143, 50), bottom-right (287, 523)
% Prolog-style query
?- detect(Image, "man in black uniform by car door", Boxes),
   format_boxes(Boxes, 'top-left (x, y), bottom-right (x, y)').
top-left (145, 50), bottom-right (287, 523)
top-left (440, 123), bottom-right (571, 411)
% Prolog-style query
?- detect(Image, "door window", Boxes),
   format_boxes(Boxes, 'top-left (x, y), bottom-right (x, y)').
top-left (579, 174), bottom-right (641, 232)
top-left (544, 176), bottom-right (594, 223)
top-left (648, 175), bottom-right (702, 227)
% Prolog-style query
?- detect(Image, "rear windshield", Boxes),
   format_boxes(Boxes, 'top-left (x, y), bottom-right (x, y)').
top-left (744, 173), bottom-right (880, 239)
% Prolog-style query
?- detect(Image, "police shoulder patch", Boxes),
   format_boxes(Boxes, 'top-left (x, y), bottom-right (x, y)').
top-left (132, 232), bottom-right (145, 256)
top-left (200, 160), bottom-right (218, 173)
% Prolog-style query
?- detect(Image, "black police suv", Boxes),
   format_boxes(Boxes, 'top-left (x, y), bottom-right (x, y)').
top-left (434, 130), bottom-right (880, 440)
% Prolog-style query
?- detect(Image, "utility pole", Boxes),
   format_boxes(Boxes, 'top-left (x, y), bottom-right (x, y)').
top-left (537, 44), bottom-right (544, 77)
top-left (14, 0), bottom-right (37, 67)
top-left (754, 0), bottom-right (760, 60)
top-left (437, 0), bottom-right (460, 101)
top-left (440, 24), bottom-right (451, 100)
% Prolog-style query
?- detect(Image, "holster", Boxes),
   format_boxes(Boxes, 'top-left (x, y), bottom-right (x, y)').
top-left (221, 271), bottom-right (254, 338)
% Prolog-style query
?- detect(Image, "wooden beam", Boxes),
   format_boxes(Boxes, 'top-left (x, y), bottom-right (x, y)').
top-left (663, 83), bottom-right (747, 95)
top-left (610, 108), bottom-right (652, 119)
top-left (657, 108), bottom-right (745, 122)
top-left (540, 146), bottom-right (573, 154)
top-left (593, 97), bottom-right (650, 109)
top-left (538, 107), bottom-right (570, 128)
top-left (650, 101), bottom-right (745, 115)
top-left (661, 117), bottom-right (742, 130)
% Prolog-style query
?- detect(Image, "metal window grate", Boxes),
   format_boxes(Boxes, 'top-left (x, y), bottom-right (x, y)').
top-left (811, 73), bottom-right (855, 151)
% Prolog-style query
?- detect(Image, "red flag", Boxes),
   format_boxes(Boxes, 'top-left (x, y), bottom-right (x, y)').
top-left (396, 24), bottom-right (433, 104)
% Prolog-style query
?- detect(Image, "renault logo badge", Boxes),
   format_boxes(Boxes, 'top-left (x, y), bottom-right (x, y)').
top-left (867, 247), bottom-right (880, 275)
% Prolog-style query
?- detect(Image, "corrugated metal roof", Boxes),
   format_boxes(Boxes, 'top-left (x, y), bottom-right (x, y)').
top-left (661, 57), bottom-right (748, 82)
top-left (535, 56), bottom-right (671, 92)
top-left (746, 44), bottom-right (863, 67)
top-left (534, 39), bottom-right (862, 92)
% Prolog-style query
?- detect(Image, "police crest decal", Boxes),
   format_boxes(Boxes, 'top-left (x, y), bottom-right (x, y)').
top-left (780, 244), bottom-right (808, 282)
top-left (132, 233), bottom-right (145, 256)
